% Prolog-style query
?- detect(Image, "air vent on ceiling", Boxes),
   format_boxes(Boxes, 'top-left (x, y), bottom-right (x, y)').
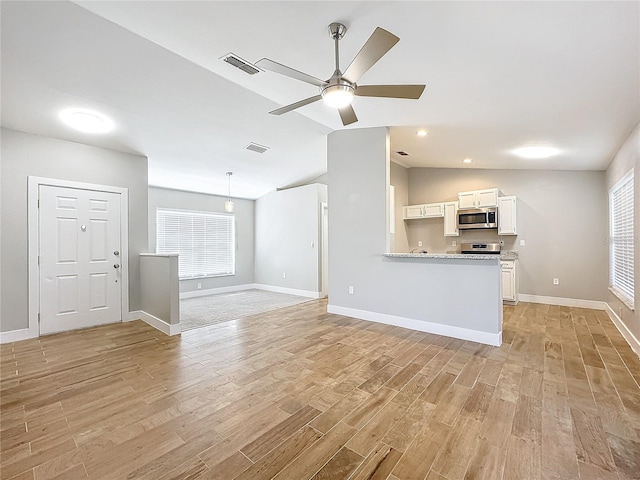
top-left (221, 53), bottom-right (261, 75)
top-left (395, 151), bottom-right (410, 156)
top-left (245, 142), bottom-right (269, 154)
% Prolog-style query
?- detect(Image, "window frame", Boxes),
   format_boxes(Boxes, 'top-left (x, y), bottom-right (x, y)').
top-left (156, 207), bottom-right (236, 280)
top-left (609, 168), bottom-right (635, 310)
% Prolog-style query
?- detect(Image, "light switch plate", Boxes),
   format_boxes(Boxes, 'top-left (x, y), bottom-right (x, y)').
top-left (519, 239), bottom-right (526, 246)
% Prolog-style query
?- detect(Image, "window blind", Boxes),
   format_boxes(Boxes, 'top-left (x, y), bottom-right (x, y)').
top-left (609, 169), bottom-right (634, 307)
top-left (156, 208), bottom-right (235, 279)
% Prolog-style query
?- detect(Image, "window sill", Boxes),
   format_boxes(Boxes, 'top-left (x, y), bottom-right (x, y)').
top-left (179, 274), bottom-right (236, 281)
top-left (609, 287), bottom-right (635, 311)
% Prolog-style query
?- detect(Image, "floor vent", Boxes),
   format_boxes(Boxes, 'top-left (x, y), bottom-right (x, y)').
top-left (395, 151), bottom-right (410, 156)
top-left (221, 53), bottom-right (260, 75)
top-left (246, 142), bottom-right (269, 154)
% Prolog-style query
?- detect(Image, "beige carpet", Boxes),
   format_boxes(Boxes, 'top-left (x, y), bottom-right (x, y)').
top-left (180, 289), bottom-right (313, 331)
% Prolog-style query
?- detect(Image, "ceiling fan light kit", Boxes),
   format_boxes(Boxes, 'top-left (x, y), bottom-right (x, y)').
top-left (256, 22), bottom-right (425, 126)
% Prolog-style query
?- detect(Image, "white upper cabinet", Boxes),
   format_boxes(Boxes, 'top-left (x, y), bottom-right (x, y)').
top-left (403, 204), bottom-right (424, 219)
top-left (498, 196), bottom-right (517, 235)
top-left (443, 202), bottom-right (459, 236)
top-left (403, 203), bottom-right (444, 219)
top-left (457, 188), bottom-right (499, 209)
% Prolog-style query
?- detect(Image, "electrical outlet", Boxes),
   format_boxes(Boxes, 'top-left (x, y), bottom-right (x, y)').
top-left (553, 278), bottom-right (559, 285)
top-left (520, 239), bottom-right (526, 247)
top-left (197, 282), bottom-right (202, 290)
top-left (418, 241), bottom-right (423, 247)
top-left (452, 240), bottom-right (457, 247)
top-left (348, 286), bottom-right (354, 295)
top-left (283, 272), bottom-right (286, 279)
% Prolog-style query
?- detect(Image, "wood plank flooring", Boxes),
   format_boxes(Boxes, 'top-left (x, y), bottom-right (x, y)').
top-left (1, 300), bottom-right (639, 480)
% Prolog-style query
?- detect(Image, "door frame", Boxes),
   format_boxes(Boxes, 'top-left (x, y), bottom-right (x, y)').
top-left (28, 176), bottom-right (129, 338)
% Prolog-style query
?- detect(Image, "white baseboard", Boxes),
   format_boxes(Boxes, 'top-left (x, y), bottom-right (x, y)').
top-left (519, 294), bottom-right (606, 310)
top-left (128, 310), bottom-right (181, 336)
top-left (180, 283), bottom-right (257, 299)
top-left (180, 283), bottom-right (322, 300)
top-left (327, 304), bottom-right (501, 346)
top-left (253, 284), bottom-right (322, 299)
top-left (604, 304), bottom-right (640, 359)
top-left (0, 328), bottom-right (31, 344)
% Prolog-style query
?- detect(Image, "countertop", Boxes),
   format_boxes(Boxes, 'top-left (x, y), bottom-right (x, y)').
top-left (382, 250), bottom-right (519, 261)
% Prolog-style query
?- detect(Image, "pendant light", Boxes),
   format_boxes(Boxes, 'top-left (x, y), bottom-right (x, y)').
top-left (224, 172), bottom-right (234, 213)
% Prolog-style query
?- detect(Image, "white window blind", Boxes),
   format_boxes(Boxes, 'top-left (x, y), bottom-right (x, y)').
top-left (609, 169), bottom-right (634, 308)
top-left (156, 208), bottom-right (235, 279)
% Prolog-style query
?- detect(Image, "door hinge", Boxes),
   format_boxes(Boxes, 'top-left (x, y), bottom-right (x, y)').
top-left (37, 255), bottom-right (40, 266)
top-left (37, 313), bottom-right (40, 322)
top-left (37, 199), bottom-right (40, 208)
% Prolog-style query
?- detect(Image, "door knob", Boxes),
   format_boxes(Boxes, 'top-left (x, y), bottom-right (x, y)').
top-left (114, 251), bottom-right (120, 256)
top-left (114, 264), bottom-right (120, 269)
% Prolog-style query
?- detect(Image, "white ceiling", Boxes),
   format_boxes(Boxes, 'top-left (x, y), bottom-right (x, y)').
top-left (2, 1), bottom-right (639, 199)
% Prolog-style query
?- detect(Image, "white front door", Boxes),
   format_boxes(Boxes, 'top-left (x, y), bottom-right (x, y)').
top-left (39, 185), bottom-right (122, 335)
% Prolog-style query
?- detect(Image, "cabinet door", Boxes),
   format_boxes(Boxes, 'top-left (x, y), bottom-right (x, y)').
top-left (476, 188), bottom-right (499, 208)
top-left (458, 192), bottom-right (477, 209)
top-left (423, 203), bottom-right (444, 218)
top-left (443, 202), bottom-right (459, 236)
top-left (501, 267), bottom-right (515, 300)
top-left (403, 205), bottom-right (424, 219)
top-left (498, 196), bottom-right (517, 235)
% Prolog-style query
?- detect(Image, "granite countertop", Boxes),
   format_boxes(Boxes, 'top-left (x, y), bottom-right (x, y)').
top-left (383, 250), bottom-right (519, 261)
top-left (382, 252), bottom-right (501, 260)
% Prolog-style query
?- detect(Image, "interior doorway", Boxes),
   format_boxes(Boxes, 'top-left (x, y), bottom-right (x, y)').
top-left (321, 202), bottom-right (328, 298)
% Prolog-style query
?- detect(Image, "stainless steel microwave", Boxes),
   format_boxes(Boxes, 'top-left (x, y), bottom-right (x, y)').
top-left (457, 207), bottom-right (498, 230)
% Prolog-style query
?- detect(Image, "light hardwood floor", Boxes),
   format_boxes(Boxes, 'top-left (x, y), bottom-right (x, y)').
top-left (1, 300), bottom-right (639, 480)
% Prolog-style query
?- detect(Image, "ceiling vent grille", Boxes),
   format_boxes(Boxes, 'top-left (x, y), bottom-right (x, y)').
top-left (395, 151), bottom-right (410, 156)
top-left (221, 53), bottom-right (261, 75)
top-left (245, 142), bottom-right (269, 154)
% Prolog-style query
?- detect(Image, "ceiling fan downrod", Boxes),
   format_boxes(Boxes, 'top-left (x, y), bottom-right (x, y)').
top-left (328, 22), bottom-right (347, 74)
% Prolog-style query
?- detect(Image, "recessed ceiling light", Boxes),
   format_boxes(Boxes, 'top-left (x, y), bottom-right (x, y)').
top-left (512, 145), bottom-right (560, 159)
top-left (417, 130), bottom-right (427, 137)
top-left (59, 108), bottom-right (114, 134)
top-left (463, 158), bottom-right (472, 164)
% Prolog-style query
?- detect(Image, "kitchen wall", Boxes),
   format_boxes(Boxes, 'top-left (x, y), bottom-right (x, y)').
top-left (254, 183), bottom-right (327, 295)
top-left (404, 167), bottom-right (608, 302)
top-left (0, 128), bottom-right (148, 333)
top-left (390, 162), bottom-right (409, 253)
top-left (147, 186), bottom-right (255, 294)
top-left (605, 122), bottom-right (639, 345)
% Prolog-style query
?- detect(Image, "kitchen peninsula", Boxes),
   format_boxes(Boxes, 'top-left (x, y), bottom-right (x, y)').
top-left (328, 127), bottom-right (504, 347)
top-left (379, 252), bottom-right (503, 345)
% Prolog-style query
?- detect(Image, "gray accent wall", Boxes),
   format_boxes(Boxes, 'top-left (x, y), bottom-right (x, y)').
top-left (390, 162), bottom-right (409, 254)
top-left (254, 184), bottom-right (327, 293)
top-left (605, 122), bottom-right (639, 341)
top-left (0, 128), bottom-right (148, 333)
top-left (147, 186), bottom-right (255, 293)
top-left (405, 168), bottom-right (608, 302)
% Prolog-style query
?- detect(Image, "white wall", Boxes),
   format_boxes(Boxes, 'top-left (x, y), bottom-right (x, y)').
top-left (254, 184), bottom-right (327, 294)
top-left (0, 128), bottom-right (148, 333)
top-left (147, 186), bottom-right (255, 293)
top-left (605, 122), bottom-right (640, 343)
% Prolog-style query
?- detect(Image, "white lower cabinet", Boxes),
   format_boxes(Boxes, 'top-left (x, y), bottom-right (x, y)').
top-left (501, 260), bottom-right (518, 303)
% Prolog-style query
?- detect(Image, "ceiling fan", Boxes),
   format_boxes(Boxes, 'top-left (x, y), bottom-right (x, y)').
top-left (256, 23), bottom-right (426, 126)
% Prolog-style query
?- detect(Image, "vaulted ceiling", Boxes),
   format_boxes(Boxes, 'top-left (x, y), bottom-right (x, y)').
top-left (2, 1), bottom-right (638, 198)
